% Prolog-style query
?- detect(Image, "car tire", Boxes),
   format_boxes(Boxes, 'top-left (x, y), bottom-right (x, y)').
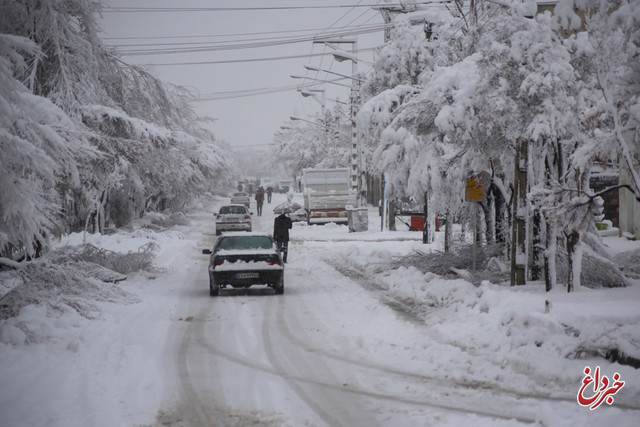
top-left (274, 274), bottom-right (284, 295)
top-left (209, 277), bottom-right (219, 296)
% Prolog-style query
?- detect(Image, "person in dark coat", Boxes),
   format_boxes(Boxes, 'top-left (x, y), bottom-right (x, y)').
top-left (266, 186), bottom-right (273, 203)
top-left (273, 212), bottom-right (292, 262)
top-left (255, 186), bottom-right (265, 216)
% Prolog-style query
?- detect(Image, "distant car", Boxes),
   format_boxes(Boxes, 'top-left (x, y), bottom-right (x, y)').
top-left (202, 232), bottom-right (284, 296)
top-left (215, 204), bottom-right (252, 235)
top-left (289, 208), bottom-right (307, 222)
top-left (230, 192), bottom-right (250, 208)
top-left (273, 202), bottom-right (306, 222)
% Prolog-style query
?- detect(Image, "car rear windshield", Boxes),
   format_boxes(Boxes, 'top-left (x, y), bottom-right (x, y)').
top-left (218, 236), bottom-right (272, 250)
top-left (220, 206), bottom-right (246, 214)
top-left (233, 193), bottom-right (247, 197)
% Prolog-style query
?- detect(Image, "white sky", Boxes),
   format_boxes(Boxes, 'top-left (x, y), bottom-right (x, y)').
top-left (99, 0), bottom-right (387, 150)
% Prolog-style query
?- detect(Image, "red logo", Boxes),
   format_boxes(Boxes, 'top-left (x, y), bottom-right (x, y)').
top-left (577, 366), bottom-right (625, 410)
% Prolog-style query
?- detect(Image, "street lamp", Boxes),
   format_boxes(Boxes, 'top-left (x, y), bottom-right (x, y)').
top-left (299, 88), bottom-right (326, 107)
top-left (289, 116), bottom-right (330, 129)
top-left (313, 38), bottom-right (364, 206)
top-left (290, 74), bottom-right (351, 88)
top-left (299, 89), bottom-right (348, 106)
top-left (304, 65), bottom-right (365, 83)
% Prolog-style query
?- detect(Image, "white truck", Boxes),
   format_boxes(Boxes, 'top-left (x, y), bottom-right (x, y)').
top-left (301, 168), bottom-right (357, 224)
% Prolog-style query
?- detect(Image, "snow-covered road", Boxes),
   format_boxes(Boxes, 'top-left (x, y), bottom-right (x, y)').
top-left (150, 194), bottom-right (571, 426)
top-left (2, 192), bottom-right (639, 426)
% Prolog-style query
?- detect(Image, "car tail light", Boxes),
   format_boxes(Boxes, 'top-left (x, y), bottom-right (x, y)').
top-left (244, 215), bottom-right (250, 219)
top-left (267, 259), bottom-right (281, 266)
top-left (216, 215), bottom-right (221, 220)
top-left (213, 259), bottom-right (224, 267)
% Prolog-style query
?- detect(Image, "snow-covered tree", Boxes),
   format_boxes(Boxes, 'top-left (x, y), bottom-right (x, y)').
top-left (568, 0), bottom-right (640, 197)
top-left (0, 34), bottom-right (93, 256)
top-left (0, 0), bottom-right (230, 259)
top-left (359, 0), bottom-right (636, 290)
top-left (272, 105), bottom-right (351, 180)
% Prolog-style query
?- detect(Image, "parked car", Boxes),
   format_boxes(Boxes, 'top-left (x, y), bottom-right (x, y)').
top-left (230, 191), bottom-right (250, 208)
top-left (215, 204), bottom-right (252, 235)
top-left (202, 232), bottom-right (284, 296)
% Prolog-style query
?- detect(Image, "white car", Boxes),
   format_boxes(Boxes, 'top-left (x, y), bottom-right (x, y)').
top-left (215, 204), bottom-right (252, 235)
top-left (202, 232), bottom-right (284, 296)
top-left (230, 192), bottom-right (250, 208)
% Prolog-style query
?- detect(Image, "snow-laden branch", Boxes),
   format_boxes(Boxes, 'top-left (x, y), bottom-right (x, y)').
top-left (0, 257), bottom-right (24, 270)
top-left (597, 68), bottom-right (640, 196)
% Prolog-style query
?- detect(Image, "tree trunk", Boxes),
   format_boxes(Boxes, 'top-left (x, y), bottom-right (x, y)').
top-left (530, 208), bottom-right (543, 281)
top-left (479, 200), bottom-right (493, 243)
top-left (474, 203), bottom-right (482, 245)
top-left (422, 191), bottom-right (429, 244)
top-left (511, 139), bottom-right (527, 286)
top-left (566, 230), bottom-right (580, 293)
top-left (493, 186), bottom-right (507, 243)
top-left (544, 217), bottom-right (557, 292)
top-left (444, 209), bottom-right (452, 253)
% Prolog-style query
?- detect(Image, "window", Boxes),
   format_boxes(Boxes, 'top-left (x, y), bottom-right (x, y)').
top-left (218, 236), bottom-right (272, 250)
top-left (220, 206), bottom-right (247, 215)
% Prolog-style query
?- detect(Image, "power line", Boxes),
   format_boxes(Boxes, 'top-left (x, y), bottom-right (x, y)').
top-left (102, 22), bottom-right (386, 42)
top-left (137, 46), bottom-right (379, 66)
top-left (102, 3), bottom-right (438, 13)
top-left (108, 23), bottom-right (390, 55)
top-left (194, 78), bottom-right (349, 101)
top-left (102, 26), bottom-right (350, 41)
top-left (310, 0), bottom-right (376, 81)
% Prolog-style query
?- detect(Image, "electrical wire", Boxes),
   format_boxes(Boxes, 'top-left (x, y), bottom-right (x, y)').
top-left (104, 22), bottom-right (389, 46)
top-left (310, 0), bottom-right (371, 81)
top-left (193, 82), bottom-right (329, 101)
top-left (102, 25), bottom-right (365, 41)
top-left (110, 23), bottom-right (391, 55)
top-left (137, 46), bottom-right (380, 66)
top-left (310, 5), bottom-right (380, 83)
top-left (102, 3), bottom-right (440, 13)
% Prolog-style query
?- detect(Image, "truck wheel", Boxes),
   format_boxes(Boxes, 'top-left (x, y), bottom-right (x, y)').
top-left (209, 278), bottom-right (219, 296)
top-left (274, 275), bottom-right (284, 295)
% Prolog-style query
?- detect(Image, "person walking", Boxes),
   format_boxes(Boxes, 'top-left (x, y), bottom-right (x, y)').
top-left (273, 212), bottom-right (292, 263)
top-left (266, 186), bottom-right (273, 203)
top-left (255, 186), bottom-right (265, 216)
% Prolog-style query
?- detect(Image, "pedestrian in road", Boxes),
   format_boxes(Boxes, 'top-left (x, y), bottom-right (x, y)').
top-left (255, 186), bottom-right (265, 216)
top-left (266, 186), bottom-right (273, 203)
top-left (273, 212), bottom-right (292, 263)
top-left (237, 183), bottom-right (243, 192)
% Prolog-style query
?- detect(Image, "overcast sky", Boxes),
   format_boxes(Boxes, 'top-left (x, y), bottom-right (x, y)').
top-left (99, 0), bottom-right (388, 151)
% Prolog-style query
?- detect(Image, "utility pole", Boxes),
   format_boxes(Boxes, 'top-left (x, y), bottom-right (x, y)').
top-left (312, 39), bottom-right (361, 204)
top-left (511, 138), bottom-right (527, 286)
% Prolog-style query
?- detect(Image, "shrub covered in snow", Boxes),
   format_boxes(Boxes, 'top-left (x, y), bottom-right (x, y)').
top-left (0, 242), bottom-right (157, 343)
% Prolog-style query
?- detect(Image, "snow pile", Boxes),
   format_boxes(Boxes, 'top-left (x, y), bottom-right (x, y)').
top-left (0, 240), bottom-right (158, 345)
top-left (325, 239), bottom-right (640, 406)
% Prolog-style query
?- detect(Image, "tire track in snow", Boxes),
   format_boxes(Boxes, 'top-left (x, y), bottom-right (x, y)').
top-left (318, 256), bottom-right (640, 413)
top-left (262, 295), bottom-right (379, 427)
top-left (276, 257), bottom-right (542, 424)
